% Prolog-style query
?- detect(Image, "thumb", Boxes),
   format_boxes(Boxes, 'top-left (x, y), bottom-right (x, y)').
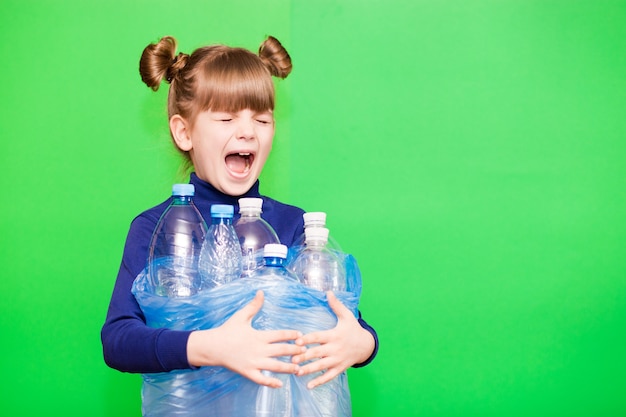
top-left (326, 291), bottom-right (350, 319)
top-left (239, 290), bottom-right (265, 322)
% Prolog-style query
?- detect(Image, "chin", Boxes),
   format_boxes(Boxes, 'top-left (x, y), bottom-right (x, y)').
top-left (221, 180), bottom-right (256, 197)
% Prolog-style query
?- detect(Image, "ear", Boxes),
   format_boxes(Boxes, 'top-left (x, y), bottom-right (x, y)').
top-left (170, 114), bottom-right (193, 151)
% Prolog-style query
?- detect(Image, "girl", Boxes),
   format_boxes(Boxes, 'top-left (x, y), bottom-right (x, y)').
top-left (101, 35), bottom-right (378, 392)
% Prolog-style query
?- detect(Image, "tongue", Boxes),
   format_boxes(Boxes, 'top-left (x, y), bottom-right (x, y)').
top-left (225, 154), bottom-right (249, 174)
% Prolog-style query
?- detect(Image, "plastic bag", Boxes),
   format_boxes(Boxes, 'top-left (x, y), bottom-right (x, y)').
top-left (131, 254), bottom-right (362, 417)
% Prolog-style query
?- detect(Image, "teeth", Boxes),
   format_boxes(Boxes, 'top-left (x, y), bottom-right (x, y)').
top-left (239, 152), bottom-right (251, 156)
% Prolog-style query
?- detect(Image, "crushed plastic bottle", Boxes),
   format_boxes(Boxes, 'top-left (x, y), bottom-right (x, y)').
top-left (198, 204), bottom-right (243, 289)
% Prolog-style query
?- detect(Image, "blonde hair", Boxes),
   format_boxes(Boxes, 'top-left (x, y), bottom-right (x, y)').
top-left (138, 35), bottom-right (292, 168)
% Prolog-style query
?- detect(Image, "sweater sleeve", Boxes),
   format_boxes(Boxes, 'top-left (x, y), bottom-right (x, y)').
top-left (354, 312), bottom-right (379, 368)
top-left (101, 213), bottom-right (193, 373)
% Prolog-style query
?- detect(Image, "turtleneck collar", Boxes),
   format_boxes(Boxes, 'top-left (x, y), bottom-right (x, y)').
top-left (189, 172), bottom-right (262, 208)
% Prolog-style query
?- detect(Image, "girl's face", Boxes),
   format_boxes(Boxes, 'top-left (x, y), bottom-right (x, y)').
top-left (185, 108), bottom-right (275, 196)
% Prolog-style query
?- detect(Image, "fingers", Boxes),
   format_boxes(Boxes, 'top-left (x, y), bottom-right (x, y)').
top-left (262, 358), bottom-right (301, 376)
top-left (291, 340), bottom-right (329, 366)
top-left (265, 329), bottom-right (303, 344)
top-left (295, 329), bottom-right (330, 348)
top-left (266, 341), bottom-right (306, 361)
top-left (295, 355), bottom-right (345, 389)
top-left (251, 359), bottom-right (343, 390)
top-left (248, 370), bottom-right (286, 388)
top-left (248, 359), bottom-right (302, 387)
top-left (305, 366), bottom-right (342, 389)
top-left (222, 290), bottom-right (355, 390)
top-left (294, 351), bottom-right (330, 372)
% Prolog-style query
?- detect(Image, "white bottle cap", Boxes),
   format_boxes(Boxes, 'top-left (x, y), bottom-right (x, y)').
top-left (303, 212), bottom-right (326, 227)
top-left (304, 227), bottom-right (329, 244)
top-left (238, 197), bottom-right (263, 213)
top-left (263, 243), bottom-right (288, 259)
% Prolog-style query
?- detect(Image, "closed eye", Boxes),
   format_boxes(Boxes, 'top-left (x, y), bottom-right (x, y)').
top-left (211, 112), bottom-right (233, 122)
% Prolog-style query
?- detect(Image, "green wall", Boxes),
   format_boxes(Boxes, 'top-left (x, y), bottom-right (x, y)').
top-left (1, 0), bottom-right (625, 416)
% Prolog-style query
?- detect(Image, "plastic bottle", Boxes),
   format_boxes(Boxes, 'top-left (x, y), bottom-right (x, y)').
top-left (251, 243), bottom-right (298, 282)
top-left (292, 211), bottom-right (342, 253)
top-left (289, 227), bottom-right (346, 292)
top-left (198, 204), bottom-right (243, 289)
top-left (256, 374), bottom-right (291, 417)
top-left (233, 198), bottom-right (280, 277)
top-left (254, 243), bottom-right (294, 417)
top-left (147, 184), bottom-right (208, 297)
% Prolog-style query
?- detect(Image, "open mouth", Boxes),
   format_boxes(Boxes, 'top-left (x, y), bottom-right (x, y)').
top-left (225, 152), bottom-right (254, 175)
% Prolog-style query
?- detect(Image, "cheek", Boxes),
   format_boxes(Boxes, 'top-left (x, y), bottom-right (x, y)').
top-left (261, 131), bottom-right (275, 153)
top-left (259, 142), bottom-right (273, 161)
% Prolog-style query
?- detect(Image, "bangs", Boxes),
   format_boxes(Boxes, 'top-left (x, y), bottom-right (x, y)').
top-left (198, 49), bottom-right (275, 113)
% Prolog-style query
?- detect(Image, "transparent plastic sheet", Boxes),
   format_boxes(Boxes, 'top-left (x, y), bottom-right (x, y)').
top-left (131, 254), bottom-right (362, 417)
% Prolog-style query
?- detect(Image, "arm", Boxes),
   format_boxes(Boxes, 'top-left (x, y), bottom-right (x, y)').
top-left (101, 213), bottom-right (304, 385)
top-left (101, 213), bottom-right (193, 373)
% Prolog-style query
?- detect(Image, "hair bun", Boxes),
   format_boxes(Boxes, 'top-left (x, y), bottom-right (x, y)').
top-left (258, 36), bottom-right (292, 79)
top-left (139, 36), bottom-right (188, 91)
top-left (167, 52), bottom-right (189, 82)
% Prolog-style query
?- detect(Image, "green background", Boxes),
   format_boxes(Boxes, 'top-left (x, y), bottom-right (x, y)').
top-left (1, 0), bottom-right (625, 416)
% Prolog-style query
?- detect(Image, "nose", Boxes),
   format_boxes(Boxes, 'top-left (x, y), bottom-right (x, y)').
top-left (235, 117), bottom-right (255, 140)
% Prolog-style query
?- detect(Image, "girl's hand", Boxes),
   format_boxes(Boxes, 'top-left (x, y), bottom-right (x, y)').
top-left (292, 291), bottom-right (376, 389)
top-left (187, 290), bottom-right (305, 388)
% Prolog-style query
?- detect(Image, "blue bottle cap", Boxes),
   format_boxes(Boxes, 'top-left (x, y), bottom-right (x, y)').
top-left (172, 183), bottom-right (195, 196)
top-left (211, 204), bottom-right (235, 218)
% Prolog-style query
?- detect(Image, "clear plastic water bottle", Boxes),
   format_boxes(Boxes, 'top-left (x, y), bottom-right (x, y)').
top-left (256, 373), bottom-right (291, 417)
top-left (148, 184), bottom-right (208, 297)
top-left (198, 204), bottom-right (243, 289)
top-left (292, 211), bottom-right (342, 253)
top-left (254, 243), bottom-right (294, 417)
top-left (289, 227), bottom-right (346, 292)
top-left (234, 198), bottom-right (280, 277)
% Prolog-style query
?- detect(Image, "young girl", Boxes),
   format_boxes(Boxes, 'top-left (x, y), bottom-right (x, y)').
top-left (101, 35), bottom-right (378, 395)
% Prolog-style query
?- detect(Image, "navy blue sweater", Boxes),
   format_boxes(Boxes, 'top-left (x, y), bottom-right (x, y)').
top-left (101, 173), bottom-right (378, 373)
